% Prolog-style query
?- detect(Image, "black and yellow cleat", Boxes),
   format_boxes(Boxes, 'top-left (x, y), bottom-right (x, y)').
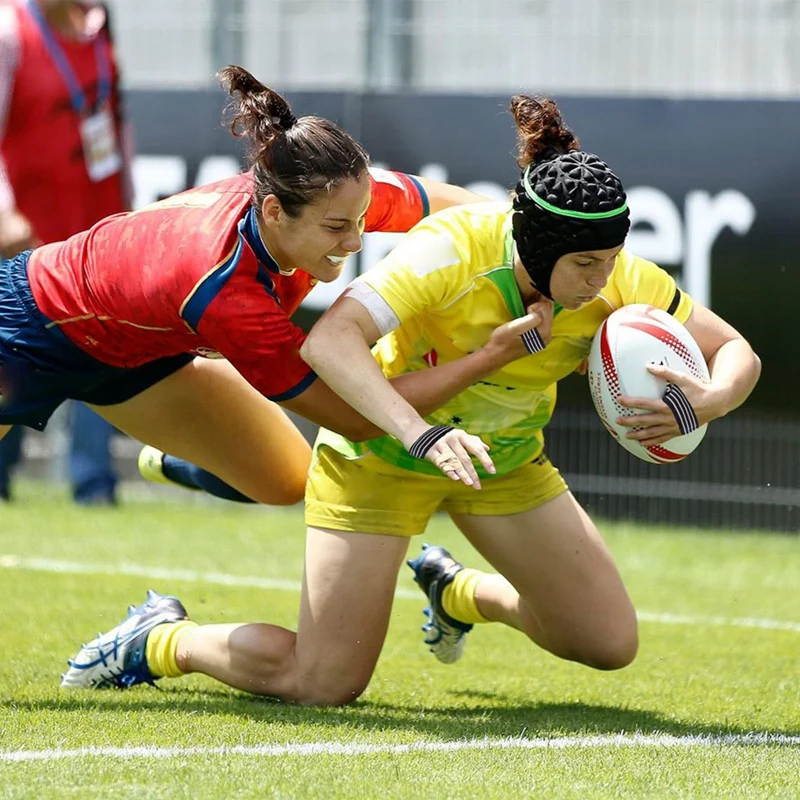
top-left (407, 544), bottom-right (473, 664)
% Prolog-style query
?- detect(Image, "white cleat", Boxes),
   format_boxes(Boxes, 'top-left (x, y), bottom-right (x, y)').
top-left (61, 590), bottom-right (188, 689)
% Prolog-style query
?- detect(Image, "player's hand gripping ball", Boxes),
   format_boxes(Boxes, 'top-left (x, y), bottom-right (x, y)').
top-left (588, 304), bottom-right (710, 464)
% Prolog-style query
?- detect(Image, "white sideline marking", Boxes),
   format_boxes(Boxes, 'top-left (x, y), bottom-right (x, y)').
top-left (1, 733), bottom-right (798, 763)
top-left (2, 555), bottom-right (799, 634)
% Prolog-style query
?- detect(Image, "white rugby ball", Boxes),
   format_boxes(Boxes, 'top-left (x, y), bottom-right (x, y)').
top-left (587, 304), bottom-right (710, 464)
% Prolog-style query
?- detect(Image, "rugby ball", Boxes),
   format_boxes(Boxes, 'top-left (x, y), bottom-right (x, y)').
top-left (587, 304), bottom-right (709, 464)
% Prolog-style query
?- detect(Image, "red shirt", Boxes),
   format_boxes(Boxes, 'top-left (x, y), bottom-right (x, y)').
top-left (0, 0), bottom-right (126, 243)
top-left (28, 169), bottom-right (428, 400)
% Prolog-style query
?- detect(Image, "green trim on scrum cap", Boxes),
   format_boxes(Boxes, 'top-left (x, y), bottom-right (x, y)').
top-left (522, 165), bottom-right (628, 220)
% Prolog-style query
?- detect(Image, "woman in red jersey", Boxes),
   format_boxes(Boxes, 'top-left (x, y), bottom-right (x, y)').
top-left (0, 66), bottom-right (540, 502)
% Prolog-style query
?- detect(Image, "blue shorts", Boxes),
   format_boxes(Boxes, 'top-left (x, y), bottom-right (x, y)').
top-left (0, 251), bottom-right (193, 431)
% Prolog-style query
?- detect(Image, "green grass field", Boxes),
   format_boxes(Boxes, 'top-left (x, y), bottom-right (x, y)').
top-left (0, 484), bottom-right (798, 799)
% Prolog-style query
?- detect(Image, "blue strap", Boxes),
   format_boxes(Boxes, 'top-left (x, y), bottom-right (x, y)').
top-left (25, 0), bottom-right (111, 115)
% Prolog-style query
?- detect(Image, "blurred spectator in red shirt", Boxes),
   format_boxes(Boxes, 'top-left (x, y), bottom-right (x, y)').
top-left (0, 0), bottom-right (131, 504)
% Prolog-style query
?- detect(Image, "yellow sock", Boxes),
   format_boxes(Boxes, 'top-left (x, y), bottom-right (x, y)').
top-left (145, 620), bottom-right (198, 678)
top-left (441, 568), bottom-right (489, 624)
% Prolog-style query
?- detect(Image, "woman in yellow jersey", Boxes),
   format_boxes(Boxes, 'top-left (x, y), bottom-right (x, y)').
top-left (63, 96), bottom-right (760, 704)
top-left (298, 95), bottom-right (758, 689)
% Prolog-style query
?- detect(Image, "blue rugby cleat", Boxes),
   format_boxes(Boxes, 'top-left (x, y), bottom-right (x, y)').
top-left (407, 544), bottom-right (473, 664)
top-left (61, 590), bottom-right (188, 689)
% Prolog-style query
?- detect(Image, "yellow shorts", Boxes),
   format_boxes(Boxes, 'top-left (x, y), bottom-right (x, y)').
top-left (304, 445), bottom-right (569, 537)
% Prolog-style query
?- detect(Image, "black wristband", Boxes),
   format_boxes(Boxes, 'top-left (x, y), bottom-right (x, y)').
top-left (521, 328), bottom-right (546, 354)
top-left (408, 425), bottom-right (454, 459)
top-left (663, 383), bottom-right (700, 435)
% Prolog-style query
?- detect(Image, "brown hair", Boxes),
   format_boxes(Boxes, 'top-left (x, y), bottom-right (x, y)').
top-left (218, 65), bottom-right (369, 218)
top-left (509, 95), bottom-right (580, 168)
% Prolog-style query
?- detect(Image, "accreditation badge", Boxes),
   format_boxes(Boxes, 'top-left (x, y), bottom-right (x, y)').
top-left (80, 105), bottom-right (122, 182)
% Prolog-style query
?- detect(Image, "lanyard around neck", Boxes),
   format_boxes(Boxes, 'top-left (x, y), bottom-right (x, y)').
top-left (25, 0), bottom-right (111, 115)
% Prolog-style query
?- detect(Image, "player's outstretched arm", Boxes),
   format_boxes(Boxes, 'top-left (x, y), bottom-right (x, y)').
top-left (292, 297), bottom-right (547, 487)
top-left (412, 175), bottom-right (491, 213)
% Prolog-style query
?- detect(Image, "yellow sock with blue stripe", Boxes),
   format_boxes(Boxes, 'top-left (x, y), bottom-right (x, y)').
top-left (441, 568), bottom-right (489, 624)
top-left (145, 620), bottom-right (198, 678)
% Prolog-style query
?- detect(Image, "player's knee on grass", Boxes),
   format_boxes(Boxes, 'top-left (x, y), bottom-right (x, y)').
top-left (292, 668), bottom-right (371, 707)
top-left (576, 622), bottom-right (639, 671)
top-left (535, 612), bottom-right (639, 671)
top-left (294, 677), bottom-right (369, 707)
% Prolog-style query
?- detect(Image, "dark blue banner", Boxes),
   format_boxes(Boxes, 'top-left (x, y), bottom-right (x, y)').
top-left (128, 89), bottom-right (796, 417)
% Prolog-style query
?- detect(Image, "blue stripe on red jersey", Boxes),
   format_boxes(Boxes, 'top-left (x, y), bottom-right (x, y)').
top-left (241, 206), bottom-right (281, 274)
top-left (267, 369), bottom-right (318, 402)
top-left (181, 208), bottom-right (285, 331)
top-left (405, 174), bottom-right (430, 218)
top-left (241, 207), bottom-right (283, 304)
top-left (180, 233), bottom-right (245, 332)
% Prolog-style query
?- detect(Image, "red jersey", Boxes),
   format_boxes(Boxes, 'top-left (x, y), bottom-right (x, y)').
top-left (27, 169), bottom-right (428, 400)
top-left (1, 0), bottom-right (126, 243)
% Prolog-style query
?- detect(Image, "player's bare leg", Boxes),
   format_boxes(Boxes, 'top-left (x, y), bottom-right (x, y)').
top-left (91, 358), bottom-right (311, 506)
top-left (174, 527), bottom-right (409, 704)
top-left (63, 527), bottom-right (410, 705)
top-left (448, 491), bottom-right (638, 670)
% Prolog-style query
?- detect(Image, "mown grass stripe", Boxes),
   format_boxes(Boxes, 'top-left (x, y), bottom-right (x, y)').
top-left (2, 554), bottom-right (799, 633)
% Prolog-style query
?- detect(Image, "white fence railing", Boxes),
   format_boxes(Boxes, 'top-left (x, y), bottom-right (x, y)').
top-left (107, 0), bottom-right (800, 98)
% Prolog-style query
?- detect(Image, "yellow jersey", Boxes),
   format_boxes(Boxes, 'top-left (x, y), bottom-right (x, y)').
top-left (318, 201), bottom-right (693, 477)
